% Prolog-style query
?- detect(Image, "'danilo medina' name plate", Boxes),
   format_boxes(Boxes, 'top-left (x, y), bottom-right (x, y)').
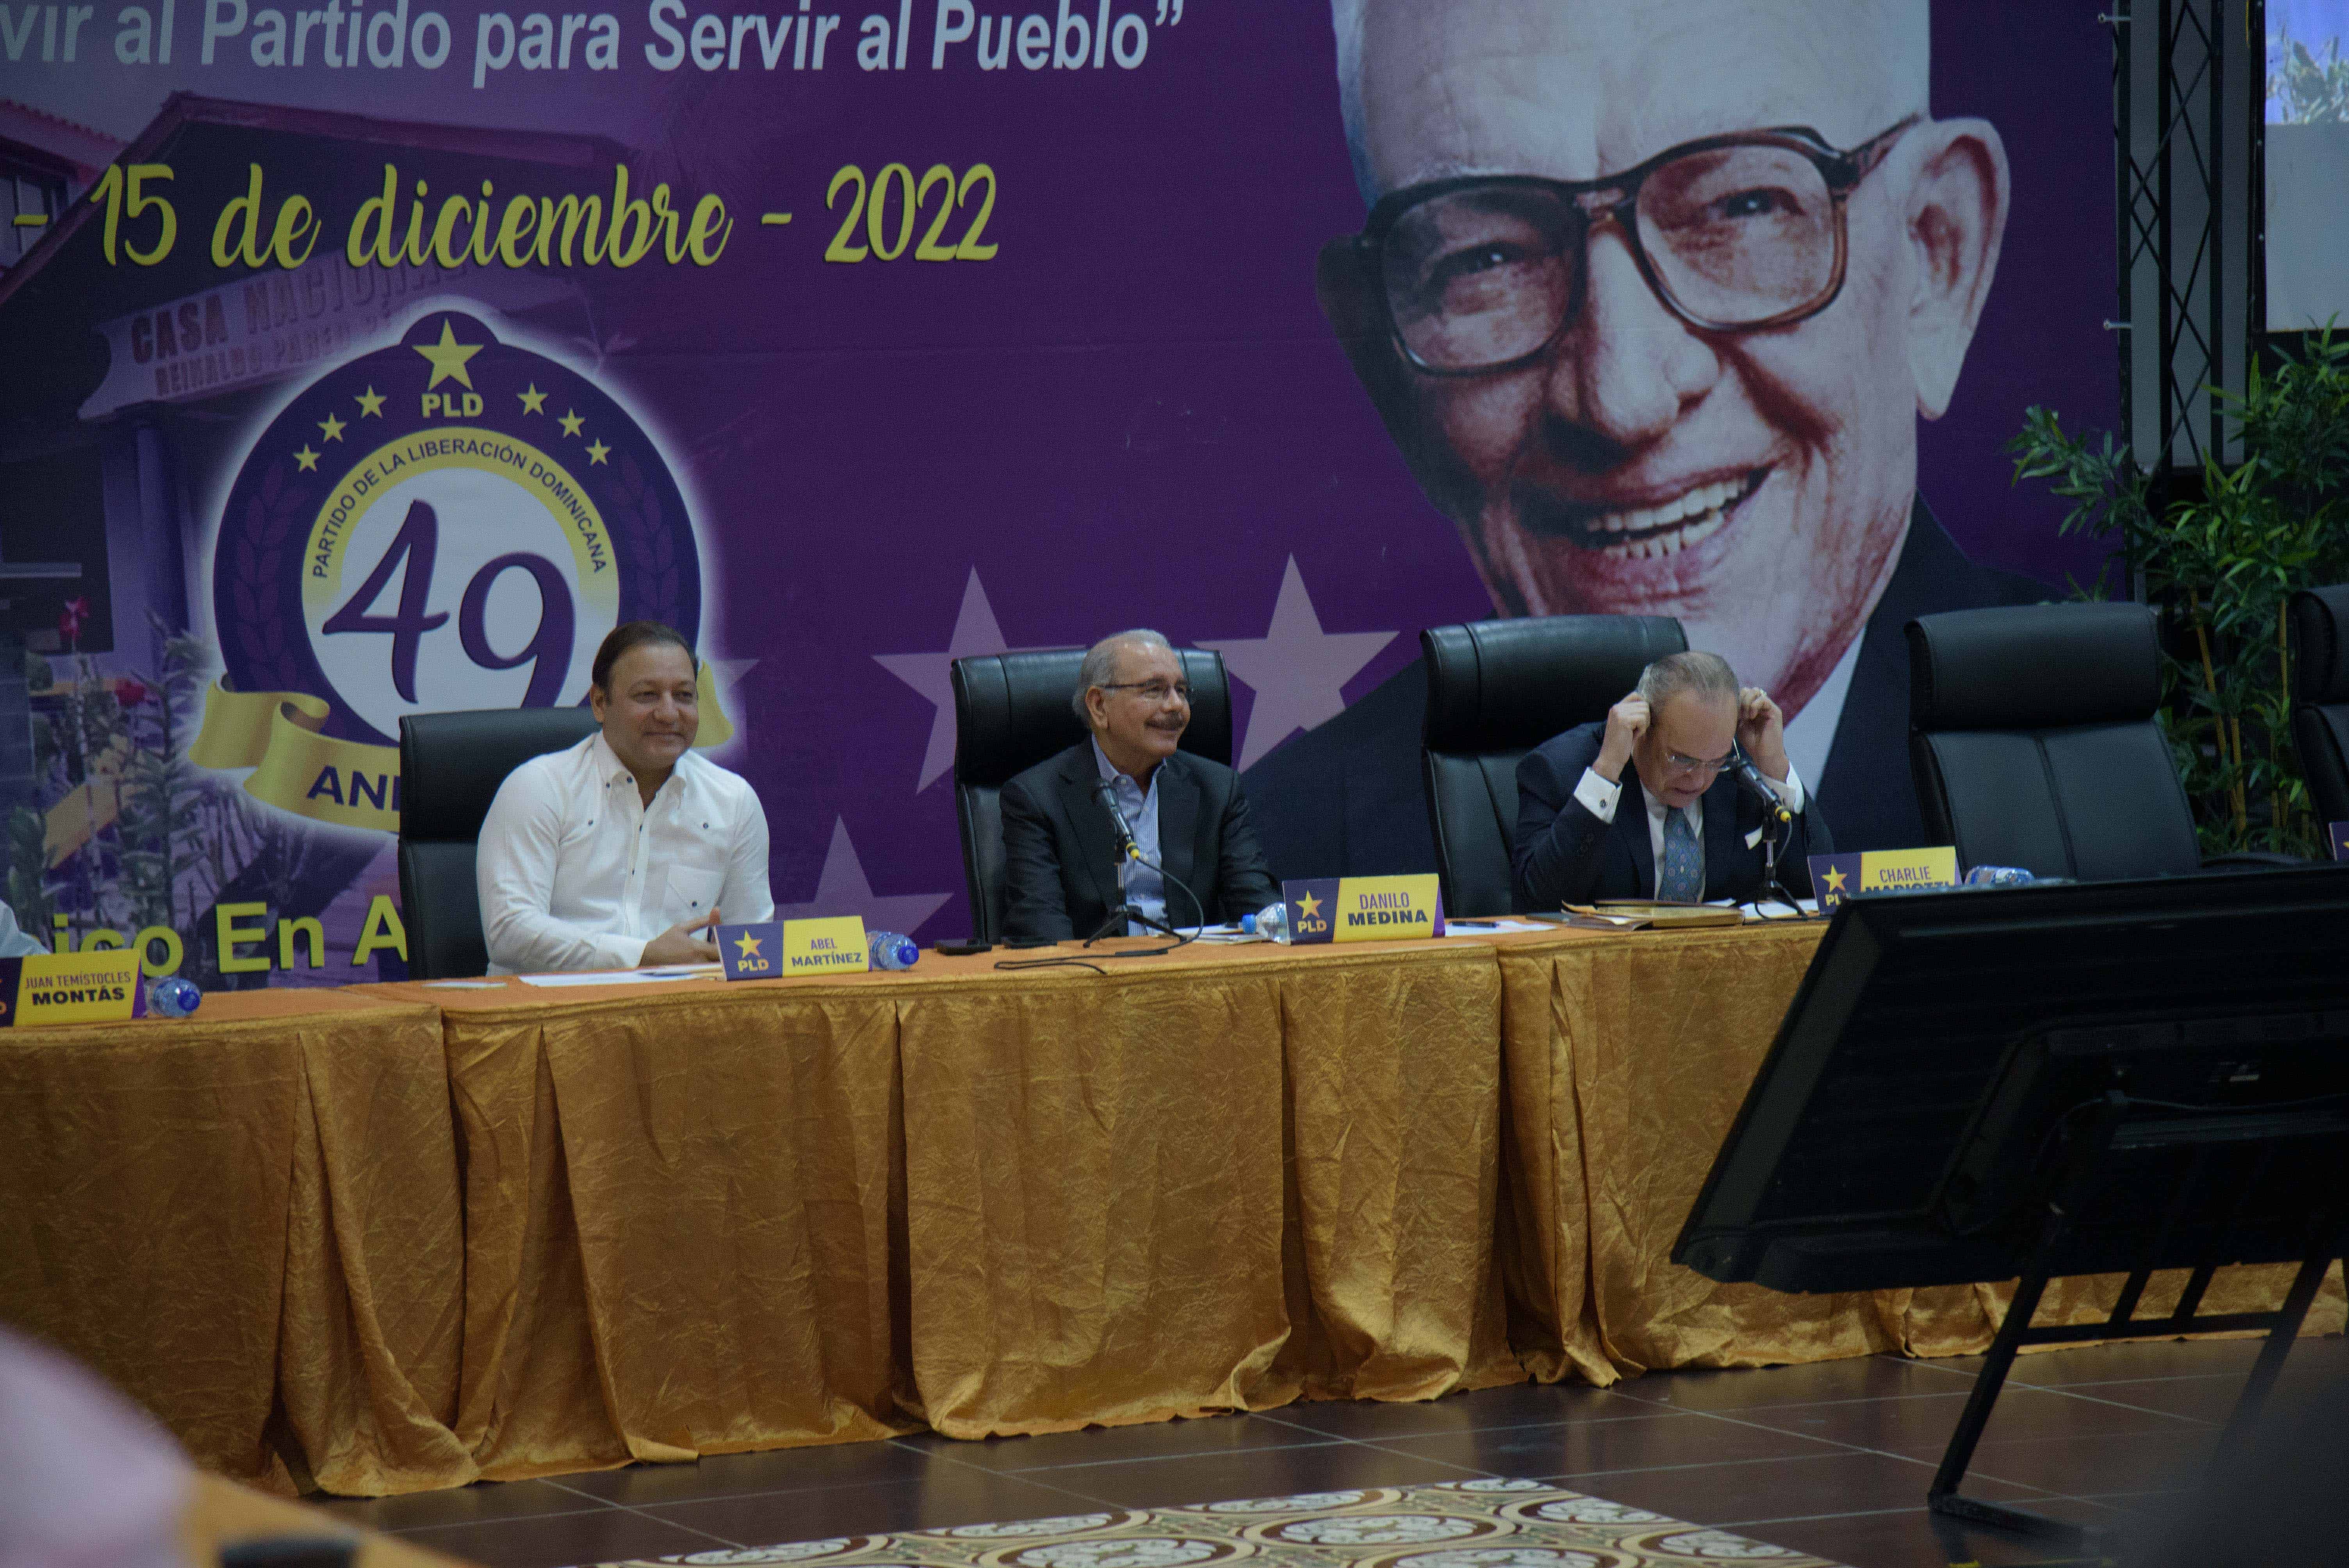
top-left (0, 948), bottom-right (147, 1028)
top-left (1281, 875), bottom-right (1447, 945)
top-left (1807, 847), bottom-right (1960, 911)
top-left (2331, 821), bottom-right (2348, 862)
top-left (719, 918), bottom-right (873, 978)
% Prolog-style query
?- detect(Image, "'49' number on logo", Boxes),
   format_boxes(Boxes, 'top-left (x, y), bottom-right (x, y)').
top-left (323, 499), bottom-right (576, 707)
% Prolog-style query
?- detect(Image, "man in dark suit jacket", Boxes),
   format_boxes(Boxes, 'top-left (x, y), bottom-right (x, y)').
top-left (1001, 630), bottom-right (1282, 941)
top-left (1512, 651), bottom-right (1831, 910)
top-left (1242, 501), bottom-right (2035, 879)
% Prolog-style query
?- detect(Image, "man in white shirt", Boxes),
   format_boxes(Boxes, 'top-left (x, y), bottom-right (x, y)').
top-left (477, 621), bottom-right (774, 972)
top-left (1511, 650), bottom-right (1831, 909)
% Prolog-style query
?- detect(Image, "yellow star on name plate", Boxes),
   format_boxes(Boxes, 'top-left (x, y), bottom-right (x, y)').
top-left (1823, 865), bottom-right (1849, 896)
top-left (734, 930), bottom-right (763, 959)
top-left (354, 387), bottom-right (385, 417)
top-left (586, 439), bottom-right (610, 465)
top-left (292, 445), bottom-right (320, 472)
top-left (413, 321), bottom-right (482, 389)
top-left (1296, 891), bottom-right (1321, 920)
top-left (518, 383), bottom-right (547, 414)
top-left (317, 412), bottom-right (346, 442)
top-left (558, 408), bottom-right (585, 437)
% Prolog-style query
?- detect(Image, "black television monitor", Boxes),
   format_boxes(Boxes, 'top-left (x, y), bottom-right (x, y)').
top-left (1673, 867), bottom-right (2349, 1295)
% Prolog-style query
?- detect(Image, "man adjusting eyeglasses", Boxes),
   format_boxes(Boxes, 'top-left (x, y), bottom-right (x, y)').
top-left (1513, 651), bottom-right (1830, 910)
top-left (1245, 0), bottom-right (2046, 880)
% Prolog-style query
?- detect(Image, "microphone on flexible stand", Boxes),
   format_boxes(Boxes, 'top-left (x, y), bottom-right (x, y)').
top-left (1728, 747), bottom-right (1794, 824)
top-left (1729, 746), bottom-right (1806, 917)
top-left (1083, 776), bottom-right (1205, 950)
top-left (1095, 778), bottom-right (1142, 865)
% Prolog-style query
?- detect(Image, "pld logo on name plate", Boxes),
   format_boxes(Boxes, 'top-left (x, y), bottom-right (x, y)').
top-left (193, 311), bottom-right (720, 832)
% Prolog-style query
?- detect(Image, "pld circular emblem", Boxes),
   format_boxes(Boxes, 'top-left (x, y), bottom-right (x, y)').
top-left (196, 310), bottom-right (701, 832)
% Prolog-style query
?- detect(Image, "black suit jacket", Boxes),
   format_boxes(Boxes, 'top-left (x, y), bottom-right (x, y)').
top-left (999, 744), bottom-right (1281, 941)
top-left (1510, 722), bottom-right (1831, 909)
top-left (1241, 499), bottom-right (2044, 875)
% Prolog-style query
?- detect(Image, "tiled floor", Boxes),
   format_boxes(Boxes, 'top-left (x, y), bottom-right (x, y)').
top-left (312, 1335), bottom-right (2349, 1568)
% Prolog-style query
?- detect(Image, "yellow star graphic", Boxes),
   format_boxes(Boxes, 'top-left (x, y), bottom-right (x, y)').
top-left (292, 445), bottom-right (320, 472)
top-left (412, 320), bottom-right (482, 389)
top-left (558, 408), bottom-right (585, 437)
top-left (586, 439), bottom-right (611, 465)
top-left (1823, 865), bottom-right (1849, 896)
top-left (733, 930), bottom-right (763, 959)
top-left (317, 412), bottom-right (347, 443)
top-left (518, 383), bottom-right (547, 414)
top-left (353, 387), bottom-right (385, 417)
top-left (1296, 891), bottom-right (1321, 921)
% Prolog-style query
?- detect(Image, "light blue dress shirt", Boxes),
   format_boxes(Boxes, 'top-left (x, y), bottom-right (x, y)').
top-left (1091, 738), bottom-right (1166, 934)
top-left (0, 901), bottom-right (50, 957)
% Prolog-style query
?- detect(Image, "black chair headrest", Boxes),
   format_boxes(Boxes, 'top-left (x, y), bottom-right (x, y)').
top-left (2290, 586), bottom-right (2349, 705)
top-left (399, 707), bottom-right (602, 841)
top-left (1421, 615), bottom-right (1688, 752)
top-left (1907, 601), bottom-right (2161, 731)
top-left (952, 647), bottom-right (1232, 789)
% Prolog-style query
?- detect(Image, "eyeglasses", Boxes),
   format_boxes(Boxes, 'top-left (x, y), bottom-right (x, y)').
top-left (1098, 681), bottom-right (1191, 705)
top-left (1355, 117), bottom-right (1918, 375)
top-left (1665, 748), bottom-right (1735, 778)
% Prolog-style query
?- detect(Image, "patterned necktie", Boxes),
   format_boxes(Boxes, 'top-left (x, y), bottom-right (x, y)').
top-left (1657, 805), bottom-right (1703, 903)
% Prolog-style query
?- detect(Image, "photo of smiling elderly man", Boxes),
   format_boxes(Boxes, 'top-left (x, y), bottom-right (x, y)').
top-left (1246, 0), bottom-right (2046, 869)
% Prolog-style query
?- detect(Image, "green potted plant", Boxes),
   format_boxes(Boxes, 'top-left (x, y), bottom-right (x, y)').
top-left (2007, 330), bottom-right (2349, 855)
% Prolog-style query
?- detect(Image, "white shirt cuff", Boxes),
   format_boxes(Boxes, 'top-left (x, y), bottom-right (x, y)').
top-left (1573, 767), bottom-right (1623, 824)
top-left (608, 933), bottom-right (651, 970)
top-left (1768, 763), bottom-right (1805, 816)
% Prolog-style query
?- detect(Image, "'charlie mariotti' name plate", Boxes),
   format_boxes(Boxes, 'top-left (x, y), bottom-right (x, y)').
top-left (1281, 874), bottom-right (1447, 945)
top-left (1807, 847), bottom-right (1959, 911)
top-left (0, 948), bottom-right (146, 1028)
top-left (2331, 821), bottom-right (2348, 861)
top-left (719, 918), bottom-right (871, 978)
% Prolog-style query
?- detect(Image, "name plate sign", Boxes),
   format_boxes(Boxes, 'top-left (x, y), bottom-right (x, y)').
top-left (0, 948), bottom-right (146, 1028)
top-left (719, 918), bottom-right (872, 978)
top-left (1807, 847), bottom-right (1959, 911)
top-left (1281, 874), bottom-right (1447, 945)
top-left (2331, 821), bottom-right (2349, 862)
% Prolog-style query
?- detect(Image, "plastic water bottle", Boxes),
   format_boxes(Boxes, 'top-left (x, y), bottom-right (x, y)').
top-left (1963, 865), bottom-right (2036, 888)
top-left (1241, 902), bottom-right (1292, 944)
top-left (867, 930), bottom-right (919, 971)
top-left (146, 976), bottom-right (201, 1018)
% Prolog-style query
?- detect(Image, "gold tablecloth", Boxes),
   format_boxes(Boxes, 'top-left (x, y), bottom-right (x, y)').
top-left (0, 989), bottom-right (469, 1495)
top-left (6, 925), bottom-right (2335, 1498)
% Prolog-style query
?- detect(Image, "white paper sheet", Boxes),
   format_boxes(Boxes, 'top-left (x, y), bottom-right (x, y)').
top-left (515, 968), bottom-right (722, 987)
top-left (1442, 918), bottom-right (1553, 935)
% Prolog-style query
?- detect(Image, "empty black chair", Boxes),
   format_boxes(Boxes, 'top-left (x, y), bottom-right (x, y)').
top-left (397, 706), bottom-right (601, 978)
top-left (1420, 615), bottom-right (1688, 916)
top-left (1908, 602), bottom-right (2295, 879)
top-left (949, 647), bottom-right (1233, 943)
top-left (2288, 585), bottom-right (2349, 829)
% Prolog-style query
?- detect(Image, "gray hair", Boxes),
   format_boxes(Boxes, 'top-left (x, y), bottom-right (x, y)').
top-left (1073, 629), bottom-right (1175, 722)
top-left (1636, 650), bottom-right (1739, 711)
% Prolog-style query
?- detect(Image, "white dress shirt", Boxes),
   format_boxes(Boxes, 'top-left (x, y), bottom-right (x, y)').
top-left (1571, 761), bottom-right (1806, 900)
top-left (1092, 738), bottom-right (1166, 934)
top-left (477, 732), bottom-right (774, 973)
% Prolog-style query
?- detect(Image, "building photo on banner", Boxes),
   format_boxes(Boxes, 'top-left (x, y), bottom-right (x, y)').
top-left (0, 0), bottom-right (2112, 980)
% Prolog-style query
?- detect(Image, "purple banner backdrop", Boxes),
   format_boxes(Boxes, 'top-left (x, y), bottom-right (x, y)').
top-left (0, 0), bottom-right (2110, 981)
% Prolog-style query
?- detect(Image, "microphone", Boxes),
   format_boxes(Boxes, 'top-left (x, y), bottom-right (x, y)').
top-left (1729, 747), bottom-right (1794, 824)
top-left (1094, 778), bottom-right (1141, 862)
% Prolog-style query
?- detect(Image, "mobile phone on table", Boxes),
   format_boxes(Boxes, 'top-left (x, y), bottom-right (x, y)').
top-left (934, 939), bottom-right (993, 955)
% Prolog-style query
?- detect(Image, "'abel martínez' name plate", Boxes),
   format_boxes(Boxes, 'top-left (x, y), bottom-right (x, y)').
top-left (719, 918), bottom-right (872, 978)
top-left (1280, 875), bottom-right (1447, 945)
top-left (0, 948), bottom-right (147, 1028)
top-left (1807, 847), bottom-right (1960, 911)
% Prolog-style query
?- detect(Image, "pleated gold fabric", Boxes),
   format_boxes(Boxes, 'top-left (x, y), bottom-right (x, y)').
top-left (0, 990), bottom-right (467, 1495)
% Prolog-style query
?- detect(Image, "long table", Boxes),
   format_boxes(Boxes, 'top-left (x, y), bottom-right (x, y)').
top-left (4, 925), bottom-right (2338, 1495)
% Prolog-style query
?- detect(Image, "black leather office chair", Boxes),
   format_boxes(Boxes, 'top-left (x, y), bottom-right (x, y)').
top-left (397, 706), bottom-right (602, 978)
top-left (2288, 585), bottom-right (2349, 829)
top-left (1420, 615), bottom-right (1688, 916)
top-left (949, 648), bottom-right (1233, 943)
top-left (1908, 601), bottom-right (2296, 880)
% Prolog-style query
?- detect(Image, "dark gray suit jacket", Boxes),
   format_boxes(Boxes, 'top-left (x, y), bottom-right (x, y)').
top-left (1510, 721), bottom-right (1832, 910)
top-left (999, 744), bottom-right (1281, 941)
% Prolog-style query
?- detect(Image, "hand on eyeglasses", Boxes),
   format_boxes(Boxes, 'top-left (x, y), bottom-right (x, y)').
top-left (1595, 692), bottom-right (1650, 782)
top-left (1738, 687), bottom-right (1790, 782)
